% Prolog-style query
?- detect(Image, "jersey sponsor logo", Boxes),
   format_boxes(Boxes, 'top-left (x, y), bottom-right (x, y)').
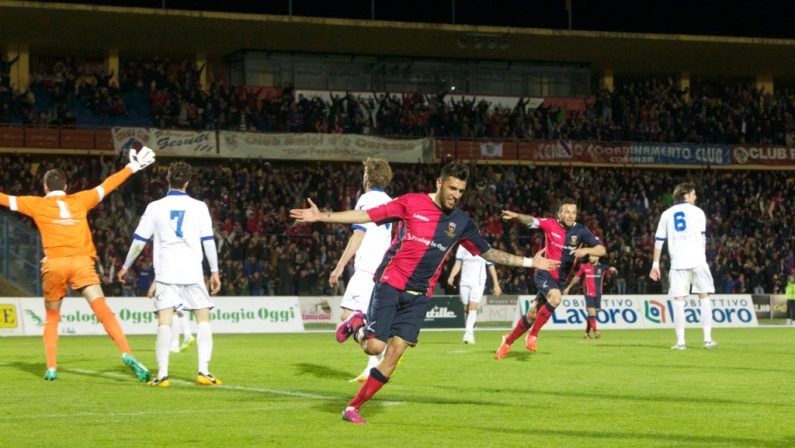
top-left (52, 218), bottom-right (81, 225)
top-left (445, 222), bottom-right (457, 239)
top-left (412, 213), bottom-right (430, 222)
top-left (405, 232), bottom-right (449, 252)
top-left (551, 231), bottom-right (562, 239)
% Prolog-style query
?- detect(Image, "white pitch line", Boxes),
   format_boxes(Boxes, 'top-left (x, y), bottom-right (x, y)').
top-left (67, 367), bottom-right (339, 400)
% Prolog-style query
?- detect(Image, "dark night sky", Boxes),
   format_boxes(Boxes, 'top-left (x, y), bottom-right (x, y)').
top-left (38, 0), bottom-right (795, 39)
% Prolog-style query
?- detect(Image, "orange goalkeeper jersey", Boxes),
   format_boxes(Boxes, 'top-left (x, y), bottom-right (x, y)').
top-left (0, 167), bottom-right (133, 259)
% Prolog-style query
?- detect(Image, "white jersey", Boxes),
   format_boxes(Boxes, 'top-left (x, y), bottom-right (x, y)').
top-left (654, 201), bottom-right (707, 270)
top-left (455, 245), bottom-right (493, 288)
top-left (352, 188), bottom-right (392, 274)
top-left (133, 191), bottom-right (214, 284)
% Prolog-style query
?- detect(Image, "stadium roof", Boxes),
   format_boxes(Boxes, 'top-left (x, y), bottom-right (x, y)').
top-left (2, 1), bottom-right (795, 79)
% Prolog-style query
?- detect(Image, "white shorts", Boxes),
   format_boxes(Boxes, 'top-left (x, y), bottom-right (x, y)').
top-left (459, 284), bottom-right (485, 305)
top-left (340, 270), bottom-right (376, 313)
top-left (668, 265), bottom-right (715, 298)
top-left (153, 281), bottom-right (215, 313)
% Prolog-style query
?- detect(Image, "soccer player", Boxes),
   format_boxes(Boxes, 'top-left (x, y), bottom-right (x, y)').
top-left (496, 198), bottom-right (605, 359)
top-left (0, 148), bottom-right (156, 381)
top-left (563, 255), bottom-right (617, 339)
top-left (328, 157), bottom-right (393, 383)
top-left (291, 160), bottom-right (559, 424)
top-left (117, 161), bottom-right (223, 387)
top-left (649, 182), bottom-right (717, 350)
top-left (447, 244), bottom-right (502, 344)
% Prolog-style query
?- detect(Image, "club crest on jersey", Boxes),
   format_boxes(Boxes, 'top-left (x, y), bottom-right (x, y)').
top-left (445, 222), bottom-right (457, 238)
top-left (569, 235), bottom-right (578, 245)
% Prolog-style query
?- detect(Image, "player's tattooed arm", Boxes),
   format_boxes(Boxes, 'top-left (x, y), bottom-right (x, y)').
top-left (482, 248), bottom-right (523, 267)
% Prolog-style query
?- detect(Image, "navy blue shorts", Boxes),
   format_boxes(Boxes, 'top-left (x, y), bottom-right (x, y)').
top-left (585, 296), bottom-right (601, 309)
top-left (534, 270), bottom-right (562, 299)
top-left (366, 282), bottom-right (431, 345)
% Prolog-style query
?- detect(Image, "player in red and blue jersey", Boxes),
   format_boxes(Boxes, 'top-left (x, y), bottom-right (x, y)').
top-left (291, 161), bottom-right (559, 424)
top-left (564, 255), bottom-right (617, 339)
top-left (495, 198), bottom-right (606, 359)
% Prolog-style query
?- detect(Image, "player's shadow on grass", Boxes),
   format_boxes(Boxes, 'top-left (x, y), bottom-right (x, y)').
top-left (5, 361), bottom-right (43, 378)
top-left (294, 362), bottom-right (351, 380)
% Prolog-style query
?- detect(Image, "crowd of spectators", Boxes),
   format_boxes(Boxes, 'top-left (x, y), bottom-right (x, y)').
top-left (2, 153), bottom-right (793, 298)
top-left (3, 54), bottom-right (795, 147)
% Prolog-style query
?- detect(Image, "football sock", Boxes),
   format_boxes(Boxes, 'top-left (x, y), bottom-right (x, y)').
top-left (348, 367), bottom-right (389, 409)
top-left (180, 314), bottom-right (192, 340)
top-left (529, 302), bottom-right (556, 337)
top-left (156, 325), bottom-right (171, 378)
top-left (465, 310), bottom-right (477, 334)
top-left (351, 314), bottom-right (366, 343)
top-left (90, 297), bottom-right (132, 354)
top-left (700, 298), bottom-right (713, 342)
top-left (197, 322), bottom-right (213, 373)
top-left (44, 308), bottom-right (60, 369)
top-left (672, 299), bottom-right (686, 345)
top-left (170, 318), bottom-right (181, 349)
top-left (505, 315), bottom-right (531, 345)
top-left (589, 316), bottom-right (597, 332)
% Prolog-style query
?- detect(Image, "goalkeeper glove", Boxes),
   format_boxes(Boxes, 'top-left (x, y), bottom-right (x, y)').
top-left (127, 146), bottom-right (156, 173)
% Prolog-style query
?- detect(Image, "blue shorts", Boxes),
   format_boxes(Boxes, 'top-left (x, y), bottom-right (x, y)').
top-left (534, 271), bottom-right (562, 299)
top-left (585, 296), bottom-right (601, 309)
top-left (366, 282), bottom-right (431, 345)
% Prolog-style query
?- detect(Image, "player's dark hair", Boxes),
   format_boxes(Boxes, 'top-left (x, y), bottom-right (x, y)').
top-left (43, 168), bottom-right (66, 192)
top-left (558, 197), bottom-right (577, 210)
top-left (363, 157), bottom-right (393, 189)
top-left (440, 160), bottom-right (469, 182)
top-left (167, 161), bottom-right (192, 189)
top-left (673, 182), bottom-right (696, 201)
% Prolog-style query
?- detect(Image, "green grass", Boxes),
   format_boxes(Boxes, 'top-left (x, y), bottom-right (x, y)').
top-left (1, 328), bottom-right (794, 447)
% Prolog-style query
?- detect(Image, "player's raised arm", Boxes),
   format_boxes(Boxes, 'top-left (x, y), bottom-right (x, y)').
top-left (80, 147), bottom-right (157, 210)
top-left (290, 197), bottom-right (371, 224)
top-left (501, 210), bottom-right (536, 227)
top-left (481, 247), bottom-right (559, 271)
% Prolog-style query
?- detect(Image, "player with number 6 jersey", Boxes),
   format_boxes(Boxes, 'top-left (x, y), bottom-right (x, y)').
top-left (649, 182), bottom-right (717, 350)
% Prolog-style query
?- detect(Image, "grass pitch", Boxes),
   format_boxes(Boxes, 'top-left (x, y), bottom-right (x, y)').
top-left (1, 328), bottom-right (793, 447)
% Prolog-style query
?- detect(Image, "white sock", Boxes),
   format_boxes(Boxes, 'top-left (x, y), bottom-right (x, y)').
top-left (181, 314), bottom-right (193, 340)
top-left (170, 318), bottom-right (181, 349)
top-left (700, 297), bottom-right (713, 342)
top-left (197, 322), bottom-right (213, 374)
top-left (673, 300), bottom-right (686, 346)
top-left (465, 311), bottom-right (478, 334)
top-left (156, 325), bottom-right (171, 378)
top-left (363, 355), bottom-right (380, 375)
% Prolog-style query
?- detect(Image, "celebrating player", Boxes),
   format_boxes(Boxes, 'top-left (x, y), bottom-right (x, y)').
top-left (291, 160), bottom-right (559, 424)
top-left (649, 182), bottom-right (717, 350)
top-left (328, 157), bottom-right (394, 383)
top-left (447, 244), bottom-right (502, 344)
top-left (118, 161), bottom-right (222, 387)
top-left (0, 147), bottom-right (155, 381)
top-left (496, 198), bottom-right (605, 359)
top-left (563, 255), bottom-right (617, 339)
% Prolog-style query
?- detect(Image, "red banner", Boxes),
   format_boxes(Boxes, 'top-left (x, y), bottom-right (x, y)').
top-left (730, 145), bottom-right (795, 167)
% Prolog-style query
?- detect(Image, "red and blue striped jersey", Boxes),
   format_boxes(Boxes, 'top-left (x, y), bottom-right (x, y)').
top-left (532, 218), bottom-right (602, 284)
top-left (574, 262), bottom-right (612, 299)
top-left (366, 193), bottom-right (491, 296)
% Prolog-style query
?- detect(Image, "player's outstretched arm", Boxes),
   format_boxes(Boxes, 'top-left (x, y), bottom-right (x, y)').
top-left (481, 247), bottom-right (559, 271)
top-left (501, 210), bottom-right (535, 227)
top-left (290, 198), bottom-right (371, 224)
top-left (571, 244), bottom-right (607, 258)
